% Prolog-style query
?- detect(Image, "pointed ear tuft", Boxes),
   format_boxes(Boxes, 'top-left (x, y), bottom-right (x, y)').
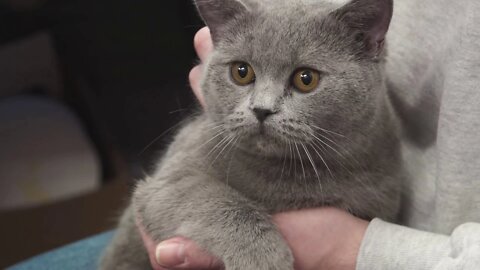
top-left (195, 0), bottom-right (249, 44)
top-left (332, 0), bottom-right (393, 57)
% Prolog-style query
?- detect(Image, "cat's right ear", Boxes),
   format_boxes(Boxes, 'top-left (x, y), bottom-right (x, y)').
top-left (331, 0), bottom-right (393, 58)
top-left (195, 0), bottom-right (250, 44)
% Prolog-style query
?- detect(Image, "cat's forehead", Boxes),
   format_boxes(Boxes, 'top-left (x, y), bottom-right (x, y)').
top-left (215, 2), bottom-right (353, 73)
top-left (257, 0), bottom-right (348, 9)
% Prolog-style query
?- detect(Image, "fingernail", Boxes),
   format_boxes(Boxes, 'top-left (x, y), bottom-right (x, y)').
top-left (155, 242), bottom-right (185, 267)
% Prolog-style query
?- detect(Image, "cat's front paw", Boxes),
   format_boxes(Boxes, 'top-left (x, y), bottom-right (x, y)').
top-left (223, 231), bottom-right (294, 270)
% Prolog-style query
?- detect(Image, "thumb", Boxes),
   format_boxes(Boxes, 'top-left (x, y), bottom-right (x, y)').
top-left (155, 238), bottom-right (223, 270)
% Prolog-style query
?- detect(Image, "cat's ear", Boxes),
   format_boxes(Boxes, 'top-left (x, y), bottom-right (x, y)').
top-left (195, 0), bottom-right (250, 44)
top-left (331, 0), bottom-right (393, 57)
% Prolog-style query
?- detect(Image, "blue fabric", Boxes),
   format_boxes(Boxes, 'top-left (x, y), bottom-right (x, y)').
top-left (7, 231), bottom-right (114, 270)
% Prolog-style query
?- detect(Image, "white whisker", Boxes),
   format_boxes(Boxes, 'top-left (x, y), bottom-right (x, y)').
top-left (308, 141), bottom-right (334, 179)
top-left (294, 142), bottom-right (306, 181)
top-left (225, 136), bottom-right (240, 185)
top-left (206, 135), bottom-right (230, 158)
top-left (310, 132), bottom-right (346, 159)
top-left (196, 129), bottom-right (227, 151)
top-left (210, 135), bottom-right (237, 168)
top-left (280, 140), bottom-right (288, 180)
top-left (287, 140), bottom-right (294, 179)
top-left (310, 124), bottom-right (345, 138)
top-left (312, 131), bottom-right (362, 169)
top-left (139, 119), bottom-right (189, 155)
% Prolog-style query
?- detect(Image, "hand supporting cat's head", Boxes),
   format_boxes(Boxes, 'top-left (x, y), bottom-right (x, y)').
top-left (196, 0), bottom-right (394, 157)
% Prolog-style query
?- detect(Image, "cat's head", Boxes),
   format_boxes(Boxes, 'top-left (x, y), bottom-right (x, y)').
top-left (196, 0), bottom-right (393, 157)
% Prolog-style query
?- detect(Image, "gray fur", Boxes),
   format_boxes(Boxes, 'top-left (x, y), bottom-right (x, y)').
top-left (100, 0), bottom-right (403, 269)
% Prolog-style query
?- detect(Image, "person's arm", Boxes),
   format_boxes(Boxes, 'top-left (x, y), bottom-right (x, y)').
top-left (147, 207), bottom-right (368, 270)
top-left (150, 217), bottom-right (480, 270)
top-left (144, 27), bottom-right (480, 270)
top-left (357, 219), bottom-right (480, 270)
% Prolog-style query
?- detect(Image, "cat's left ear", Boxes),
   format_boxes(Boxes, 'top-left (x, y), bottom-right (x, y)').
top-left (195, 0), bottom-right (252, 44)
top-left (331, 0), bottom-right (393, 57)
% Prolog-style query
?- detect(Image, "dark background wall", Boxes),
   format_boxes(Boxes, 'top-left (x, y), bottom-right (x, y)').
top-left (1, 0), bottom-right (203, 176)
top-left (0, 0), bottom-right (205, 266)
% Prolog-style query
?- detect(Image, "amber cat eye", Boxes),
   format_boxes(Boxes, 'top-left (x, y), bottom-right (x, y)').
top-left (292, 69), bottom-right (320, 93)
top-left (231, 62), bottom-right (256, 86)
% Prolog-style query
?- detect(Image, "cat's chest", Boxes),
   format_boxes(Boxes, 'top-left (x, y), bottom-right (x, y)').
top-left (214, 156), bottom-right (340, 212)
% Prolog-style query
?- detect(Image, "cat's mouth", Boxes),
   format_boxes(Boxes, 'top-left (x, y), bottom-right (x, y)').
top-left (230, 123), bottom-right (276, 144)
top-left (258, 124), bottom-right (268, 135)
top-left (250, 124), bottom-right (288, 146)
top-left (253, 122), bottom-right (276, 137)
top-left (226, 119), bottom-right (304, 156)
top-left (245, 132), bottom-right (282, 154)
top-left (234, 124), bottom-right (309, 158)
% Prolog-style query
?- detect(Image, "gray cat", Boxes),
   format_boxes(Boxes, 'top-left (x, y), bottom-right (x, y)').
top-left (100, 0), bottom-right (403, 269)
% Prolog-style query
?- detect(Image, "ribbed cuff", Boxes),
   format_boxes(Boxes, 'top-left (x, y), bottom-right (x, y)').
top-left (356, 219), bottom-right (450, 270)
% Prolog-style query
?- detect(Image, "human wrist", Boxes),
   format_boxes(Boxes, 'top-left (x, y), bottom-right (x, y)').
top-left (321, 214), bottom-right (369, 270)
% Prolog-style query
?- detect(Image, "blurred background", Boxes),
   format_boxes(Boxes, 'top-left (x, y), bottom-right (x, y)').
top-left (0, 0), bottom-right (202, 267)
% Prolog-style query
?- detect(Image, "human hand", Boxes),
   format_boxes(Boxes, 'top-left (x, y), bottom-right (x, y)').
top-left (272, 208), bottom-right (368, 270)
top-left (135, 28), bottom-right (217, 270)
top-left (189, 27), bottom-right (213, 108)
top-left (140, 207), bottom-right (368, 270)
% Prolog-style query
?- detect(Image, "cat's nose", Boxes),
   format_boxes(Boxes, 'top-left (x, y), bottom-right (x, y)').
top-left (252, 108), bottom-right (276, 123)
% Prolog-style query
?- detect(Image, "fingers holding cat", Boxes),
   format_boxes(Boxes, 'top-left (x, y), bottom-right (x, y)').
top-left (194, 27), bottom-right (213, 63)
top-left (144, 225), bottom-right (292, 270)
top-left (138, 222), bottom-right (218, 270)
top-left (150, 236), bottom-right (223, 270)
top-left (147, 208), bottom-right (368, 270)
top-left (189, 27), bottom-right (213, 108)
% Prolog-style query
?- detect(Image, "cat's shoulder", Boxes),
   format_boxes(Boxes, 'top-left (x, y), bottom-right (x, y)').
top-left (170, 113), bottom-right (212, 146)
top-left (148, 113), bottom-right (219, 179)
top-left (160, 113), bottom-right (216, 160)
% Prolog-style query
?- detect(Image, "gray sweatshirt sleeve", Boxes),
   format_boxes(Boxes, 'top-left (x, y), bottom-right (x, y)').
top-left (356, 219), bottom-right (480, 270)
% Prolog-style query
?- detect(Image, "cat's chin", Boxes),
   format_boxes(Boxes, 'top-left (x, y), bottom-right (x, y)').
top-left (253, 136), bottom-right (277, 152)
top-left (229, 123), bottom-right (298, 157)
top-left (235, 131), bottom-right (286, 157)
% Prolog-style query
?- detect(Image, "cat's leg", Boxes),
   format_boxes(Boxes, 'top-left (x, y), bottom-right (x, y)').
top-left (99, 206), bottom-right (151, 270)
top-left (134, 173), bottom-right (294, 270)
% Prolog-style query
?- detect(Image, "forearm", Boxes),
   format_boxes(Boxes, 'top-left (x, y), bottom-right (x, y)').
top-left (133, 174), bottom-right (294, 270)
top-left (357, 219), bottom-right (480, 270)
top-left (134, 174), bottom-right (267, 241)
